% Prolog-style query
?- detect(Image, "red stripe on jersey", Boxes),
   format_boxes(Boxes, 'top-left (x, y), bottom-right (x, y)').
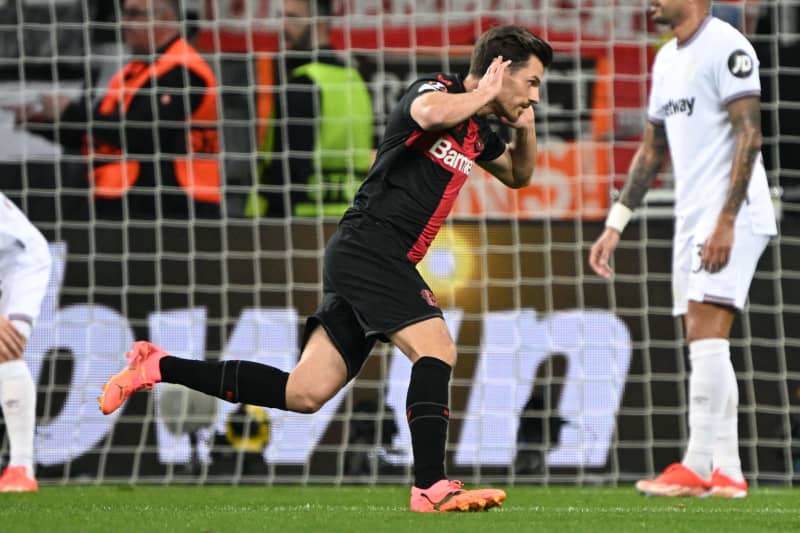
top-left (406, 170), bottom-right (468, 263)
top-left (406, 120), bottom-right (482, 263)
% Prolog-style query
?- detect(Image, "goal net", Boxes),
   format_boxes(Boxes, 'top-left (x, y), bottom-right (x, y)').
top-left (0, 0), bottom-right (797, 486)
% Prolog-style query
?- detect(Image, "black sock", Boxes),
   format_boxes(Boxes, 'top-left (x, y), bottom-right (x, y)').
top-left (406, 356), bottom-right (452, 489)
top-left (159, 357), bottom-right (288, 410)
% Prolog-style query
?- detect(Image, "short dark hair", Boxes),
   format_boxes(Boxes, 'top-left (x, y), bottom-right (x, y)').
top-left (315, 0), bottom-right (332, 17)
top-left (469, 25), bottom-right (553, 76)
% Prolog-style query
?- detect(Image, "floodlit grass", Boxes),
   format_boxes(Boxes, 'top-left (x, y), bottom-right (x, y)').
top-left (2, 485), bottom-right (799, 532)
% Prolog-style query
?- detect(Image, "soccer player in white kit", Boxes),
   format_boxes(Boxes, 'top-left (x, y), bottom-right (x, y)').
top-left (590, 0), bottom-right (776, 498)
top-left (0, 192), bottom-right (51, 492)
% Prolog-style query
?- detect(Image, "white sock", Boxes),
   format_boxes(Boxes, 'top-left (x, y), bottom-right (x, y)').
top-left (681, 339), bottom-right (730, 479)
top-left (713, 358), bottom-right (744, 481)
top-left (0, 360), bottom-right (37, 477)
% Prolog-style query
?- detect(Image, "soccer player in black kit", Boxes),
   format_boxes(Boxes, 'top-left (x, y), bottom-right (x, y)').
top-left (99, 25), bottom-right (552, 512)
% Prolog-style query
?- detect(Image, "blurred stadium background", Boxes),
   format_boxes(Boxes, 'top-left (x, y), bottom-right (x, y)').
top-left (0, 0), bottom-right (798, 488)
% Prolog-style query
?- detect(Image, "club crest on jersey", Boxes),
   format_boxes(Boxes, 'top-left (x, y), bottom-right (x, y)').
top-left (659, 97), bottom-right (695, 117)
top-left (436, 74), bottom-right (453, 86)
top-left (429, 137), bottom-right (474, 174)
top-left (420, 289), bottom-right (438, 307)
top-left (728, 50), bottom-right (754, 78)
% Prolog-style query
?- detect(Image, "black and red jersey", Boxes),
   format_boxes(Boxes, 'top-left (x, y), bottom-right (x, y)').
top-left (341, 73), bottom-right (506, 263)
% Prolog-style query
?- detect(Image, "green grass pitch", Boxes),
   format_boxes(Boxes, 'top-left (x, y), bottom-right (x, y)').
top-left (2, 485), bottom-right (798, 532)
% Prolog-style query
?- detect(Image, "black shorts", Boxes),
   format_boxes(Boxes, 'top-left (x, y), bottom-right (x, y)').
top-left (301, 217), bottom-right (443, 380)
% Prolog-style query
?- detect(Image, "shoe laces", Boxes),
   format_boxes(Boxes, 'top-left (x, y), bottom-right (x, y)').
top-left (126, 344), bottom-right (146, 365)
top-left (446, 480), bottom-right (463, 492)
top-left (124, 344), bottom-right (157, 388)
top-left (419, 480), bottom-right (464, 508)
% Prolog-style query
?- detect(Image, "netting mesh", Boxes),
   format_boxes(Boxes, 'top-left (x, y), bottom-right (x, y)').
top-left (0, 0), bottom-right (797, 486)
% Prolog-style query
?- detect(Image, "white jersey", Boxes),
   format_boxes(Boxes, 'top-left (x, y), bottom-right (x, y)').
top-left (647, 16), bottom-right (777, 237)
top-left (0, 192), bottom-right (52, 332)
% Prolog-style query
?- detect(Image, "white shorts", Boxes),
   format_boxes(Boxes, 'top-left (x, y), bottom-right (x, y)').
top-left (672, 222), bottom-right (770, 316)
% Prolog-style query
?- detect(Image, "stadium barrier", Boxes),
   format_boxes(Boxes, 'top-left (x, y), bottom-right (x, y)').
top-left (3, 219), bottom-right (791, 485)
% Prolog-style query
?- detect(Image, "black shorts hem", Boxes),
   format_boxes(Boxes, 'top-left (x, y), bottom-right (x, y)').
top-left (301, 315), bottom-right (355, 380)
top-left (365, 311), bottom-right (445, 342)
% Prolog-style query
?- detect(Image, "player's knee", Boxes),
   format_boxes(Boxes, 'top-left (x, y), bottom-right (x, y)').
top-left (294, 401), bottom-right (321, 414)
top-left (685, 305), bottom-right (734, 342)
top-left (289, 390), bottom-right (327, 414)
top-left (434, 344), bottom-right (458, 367)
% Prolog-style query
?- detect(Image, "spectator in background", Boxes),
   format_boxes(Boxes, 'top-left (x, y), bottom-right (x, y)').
top-left (15, 0), bottom-right (221, 220)
top-left (245, 0), bottom-right (373, 218)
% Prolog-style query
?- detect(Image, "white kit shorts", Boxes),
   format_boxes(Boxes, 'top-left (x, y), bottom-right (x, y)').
top-left (672, 221), bottom-right (770, 316)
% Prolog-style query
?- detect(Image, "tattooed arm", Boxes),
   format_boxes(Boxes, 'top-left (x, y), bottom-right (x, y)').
top-left (722, 96), bottom-right (762, 216)
top-left (618, 121), bottom-right (669, 209)
top-left (589, 121), bottom-right (668, 278)
top-left (700, 96), bottom-right (762, 273)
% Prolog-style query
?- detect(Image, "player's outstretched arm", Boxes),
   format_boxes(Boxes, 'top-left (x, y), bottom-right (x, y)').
top-left (700, 96), bottom-right (762, 273)
top-left (589, 121), bottom-right (668, 278)
top-left (617, 121), bottom-right (669, 210)
top-left (410, 56), bottom-right (509, 131)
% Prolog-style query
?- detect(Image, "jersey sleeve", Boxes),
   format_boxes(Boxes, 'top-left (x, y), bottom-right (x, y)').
top-left (647, 52), bottom-right (666, 124)
top-left (398, 75), bottom-right (452, 128)
top-left (0, 194), bottom-right (52, 328)
top-left (715, 34), bottom-right (761, 105)
top-left (475, 121), bottom-right (507, 162)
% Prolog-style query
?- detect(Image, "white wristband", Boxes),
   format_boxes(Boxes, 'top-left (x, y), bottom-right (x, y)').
top-left (605, 202), bottom-right (633, 233)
